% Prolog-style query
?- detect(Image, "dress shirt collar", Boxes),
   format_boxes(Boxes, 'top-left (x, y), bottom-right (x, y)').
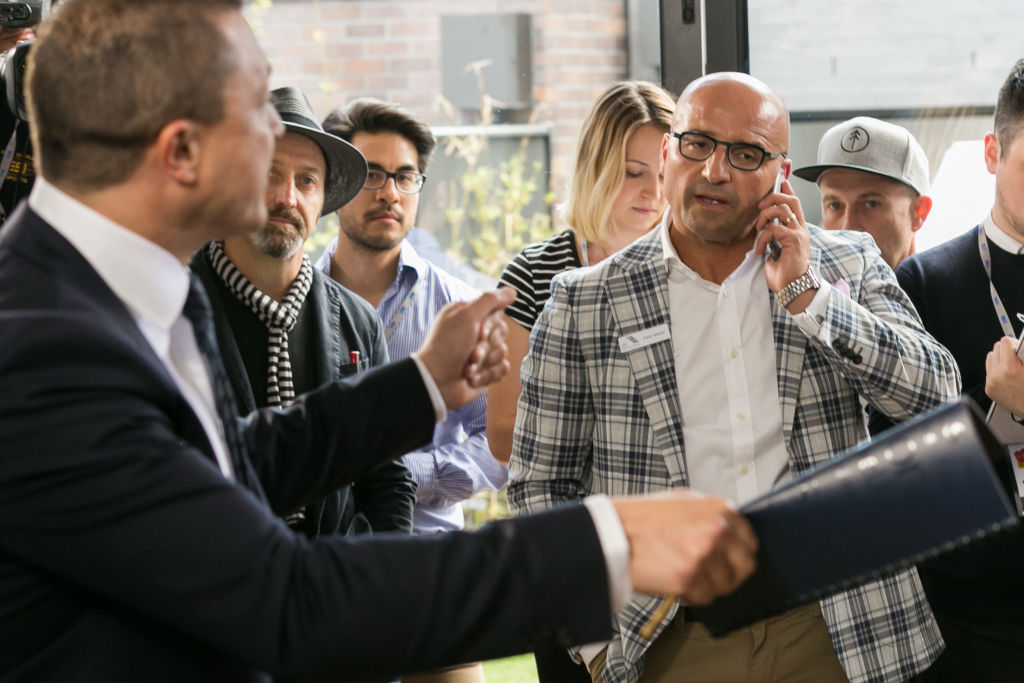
top-left (28, 178), bottom-right (190, 331)
top-left (984, 212), bottom-right (1024, 254)
top-left (658, 209), bottom-right (760, 283)
top-left (314, 234), bottom-right (426, 287)
top-left (659, 209), bottom-right (681, 268)
top-left (395, 238), bottom-right (426, 276)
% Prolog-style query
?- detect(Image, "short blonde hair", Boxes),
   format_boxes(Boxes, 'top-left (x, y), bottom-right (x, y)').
top-left (565, 81), bottom-right (674, 246)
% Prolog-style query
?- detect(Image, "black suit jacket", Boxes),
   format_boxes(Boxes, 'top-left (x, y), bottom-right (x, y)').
top-left (0, 206), bottom-right (611, 682)
top-left (191, 248), bottom-right (416, 537)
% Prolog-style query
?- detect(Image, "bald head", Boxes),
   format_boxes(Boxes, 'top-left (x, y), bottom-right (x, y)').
top-left (673, 72), bottom-right (790, 153)
top-left (660, 71), bottom-right (793, 258)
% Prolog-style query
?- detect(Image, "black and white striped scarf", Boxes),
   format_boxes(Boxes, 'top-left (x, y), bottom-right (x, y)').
top-left (208, 240), bottom-right (314, 407)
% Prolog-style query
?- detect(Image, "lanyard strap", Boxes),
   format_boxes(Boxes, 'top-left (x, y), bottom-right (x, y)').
top-left (579, 236), bottom-right (589, 267)
top-left (978, 226), bottom-right (1017, 339)
top-left (384, 275), bottom-right (425, 341)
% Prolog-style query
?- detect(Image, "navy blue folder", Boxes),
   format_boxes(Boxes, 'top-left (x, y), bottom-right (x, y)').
top-left (689, 399), bottom-right (1020, 636)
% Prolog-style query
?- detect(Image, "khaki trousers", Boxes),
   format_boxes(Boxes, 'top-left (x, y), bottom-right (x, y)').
top-left (402, 662), bottom-right (485, 683)
top-left (592, 602), bottom-right (848, 683)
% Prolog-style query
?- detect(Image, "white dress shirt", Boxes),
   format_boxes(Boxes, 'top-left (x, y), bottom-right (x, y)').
top-left (659, 217), bottom-right (831, 504)
top-left (985, 212), bottom-right (1024, 253)
top-left (28, 178), bottom-right (235, 478)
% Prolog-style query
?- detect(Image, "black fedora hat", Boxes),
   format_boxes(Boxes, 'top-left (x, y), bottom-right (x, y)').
top-left (269, 87), bottom-right (367, 215)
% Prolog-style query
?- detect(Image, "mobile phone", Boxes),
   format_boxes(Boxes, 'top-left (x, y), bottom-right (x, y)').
top-left (766, 170), bottom-right (784, 260)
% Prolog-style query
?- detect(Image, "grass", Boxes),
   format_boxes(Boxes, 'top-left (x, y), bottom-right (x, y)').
top-left (481, 653), bottom-right (539, 682)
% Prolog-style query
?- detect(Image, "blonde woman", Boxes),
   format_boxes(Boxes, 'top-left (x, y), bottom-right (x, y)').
top-left (486, 82), bottom-right (673, 682)
top-left (488, 81), bottom-right (674, 467)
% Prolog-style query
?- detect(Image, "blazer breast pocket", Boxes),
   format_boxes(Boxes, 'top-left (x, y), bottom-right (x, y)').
top-left (338, 357), bottom-right (372, 378)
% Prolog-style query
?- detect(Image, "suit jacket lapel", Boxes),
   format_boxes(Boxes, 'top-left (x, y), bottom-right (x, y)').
top-left (307, 271), bottom-right (340, 387)
top-left (604, 232), bottom-right (689, 486)
top-left (190, 250), bottom-right (259, 415)
top-left (8, 209), bottom-right (180, 399)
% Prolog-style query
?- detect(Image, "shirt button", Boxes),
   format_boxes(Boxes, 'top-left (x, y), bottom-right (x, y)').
top-left (739, 465), bottom-right (750, 475)
top-left (736, 412), bottom-right (746, 420)
top-left (730, 348), bottom-right (739, 359)
top-left (722, 288), bottom-right (730, 297)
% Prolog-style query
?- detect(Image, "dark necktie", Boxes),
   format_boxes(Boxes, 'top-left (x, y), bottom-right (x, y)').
top-left (182, 273), bottom-right (263, 496)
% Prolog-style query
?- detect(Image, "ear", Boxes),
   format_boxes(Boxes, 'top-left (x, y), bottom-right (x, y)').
top-left (154, 119), bottom-right (203, 186)
top-left (984, 132), bottom-right (1000, 175)
top-left (910, 194), bottom-right (932, 232)
top-left (660, 131), bottom-right (670, 175)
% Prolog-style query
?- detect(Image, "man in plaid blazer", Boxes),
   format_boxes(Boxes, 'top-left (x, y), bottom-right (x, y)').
top-left (509, 73), bottom-right (960, 683)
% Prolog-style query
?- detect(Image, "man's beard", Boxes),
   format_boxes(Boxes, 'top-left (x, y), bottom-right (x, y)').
top-left (249, 208), bottom-right (307, 259)
top-left (339, 209), bottom-right (408, 252)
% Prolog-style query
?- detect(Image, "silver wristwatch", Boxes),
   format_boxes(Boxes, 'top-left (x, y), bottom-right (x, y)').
top-left (775, 266), bottom-right (820, 309)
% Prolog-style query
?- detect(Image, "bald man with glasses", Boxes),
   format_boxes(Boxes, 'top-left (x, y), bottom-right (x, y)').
top-left (508, 72), bottom-right (959, 683)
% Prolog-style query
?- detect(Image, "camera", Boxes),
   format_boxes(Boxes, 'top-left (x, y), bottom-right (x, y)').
top-left (0, 0), bottom-right (50, 29)
top-left (0, 40), bottom-right (29, 121)
top-left (0, 0), bottom-right (54, 224)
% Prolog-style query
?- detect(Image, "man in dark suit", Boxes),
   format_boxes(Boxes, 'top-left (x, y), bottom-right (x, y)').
top-left (0, 1), bottom-right (759, 681)
top-left (191, 86), bottom-right (416, 539)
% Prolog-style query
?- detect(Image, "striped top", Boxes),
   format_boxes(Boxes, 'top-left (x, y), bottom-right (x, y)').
top-left (499, 228), bottom-right (583, 330)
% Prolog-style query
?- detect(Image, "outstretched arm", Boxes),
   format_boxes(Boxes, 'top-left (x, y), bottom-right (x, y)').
top-left (486, 315), bottom-right (531, 465)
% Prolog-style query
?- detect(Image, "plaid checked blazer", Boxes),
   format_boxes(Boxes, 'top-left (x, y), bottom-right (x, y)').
top-left (508, 224), bottom-right (961, 683)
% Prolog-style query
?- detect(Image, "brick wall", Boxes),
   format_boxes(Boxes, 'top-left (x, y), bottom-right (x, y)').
top-left (251, 0), bottom-right (630, 204)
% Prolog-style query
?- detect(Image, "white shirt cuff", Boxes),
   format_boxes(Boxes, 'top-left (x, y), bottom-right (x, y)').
top-left (790, 279), bottom-right (832, 338)
top-left (582, 494), bottom-right (631, 612)
top-left (410, 353), bottom-right (446, 423)
top-left (578, 494), bottom-right (629, 668)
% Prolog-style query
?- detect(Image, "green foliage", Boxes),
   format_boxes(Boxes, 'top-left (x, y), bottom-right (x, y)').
top-left (482, 653), bottom-right (539, 682)
top-left (442, 139), bottom-right (554, 280)
top-left (305, 212), bottom-right (338, 265)
top-left (462, 486), bottom-right (512, 530)
top-left (436, 63), bottom-right (555, 280)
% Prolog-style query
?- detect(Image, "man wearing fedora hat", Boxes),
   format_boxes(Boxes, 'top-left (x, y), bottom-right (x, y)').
top-left (190, 86), bottom-right (416, 539)
top-left (794, 116), bottom-right (933, 270)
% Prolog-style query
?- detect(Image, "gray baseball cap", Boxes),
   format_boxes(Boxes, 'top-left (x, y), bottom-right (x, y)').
top-left (793, 116), bottom-right (930, 195)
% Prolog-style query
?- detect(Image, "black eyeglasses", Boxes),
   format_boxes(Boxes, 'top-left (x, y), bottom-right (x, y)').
top-left (672, 131), bottom-right (785, 171)
top-left (364, 169), bottom-right (427, 194)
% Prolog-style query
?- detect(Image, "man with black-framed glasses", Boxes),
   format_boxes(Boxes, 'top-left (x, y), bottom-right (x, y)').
top-left (510, 72), bottom-right (959, 682)
top-left (314, 97), bottom-right (507, 683)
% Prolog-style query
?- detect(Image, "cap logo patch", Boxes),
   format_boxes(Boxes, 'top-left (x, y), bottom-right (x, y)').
top-left (841, 127), bottom-right (870, 153)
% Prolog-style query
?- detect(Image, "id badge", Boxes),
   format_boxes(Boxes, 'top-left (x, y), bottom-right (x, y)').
top-left (1006, 443), bottom-right (1024, 517)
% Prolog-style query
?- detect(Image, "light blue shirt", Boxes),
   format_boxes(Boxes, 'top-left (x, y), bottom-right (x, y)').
top-left (316, 237), bottom-right (508, 533)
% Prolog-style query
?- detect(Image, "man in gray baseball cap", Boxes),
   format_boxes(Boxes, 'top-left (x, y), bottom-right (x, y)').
top-left (794, 116), bottom-right (933, 269)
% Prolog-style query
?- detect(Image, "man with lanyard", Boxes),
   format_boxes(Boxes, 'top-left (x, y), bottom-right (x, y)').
top-left (190, 86), bottom-right (416, 540)
top-left (314, 97), bottom-right (507, 683)
top-left (871, 58), bottom-right (1024, 680)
